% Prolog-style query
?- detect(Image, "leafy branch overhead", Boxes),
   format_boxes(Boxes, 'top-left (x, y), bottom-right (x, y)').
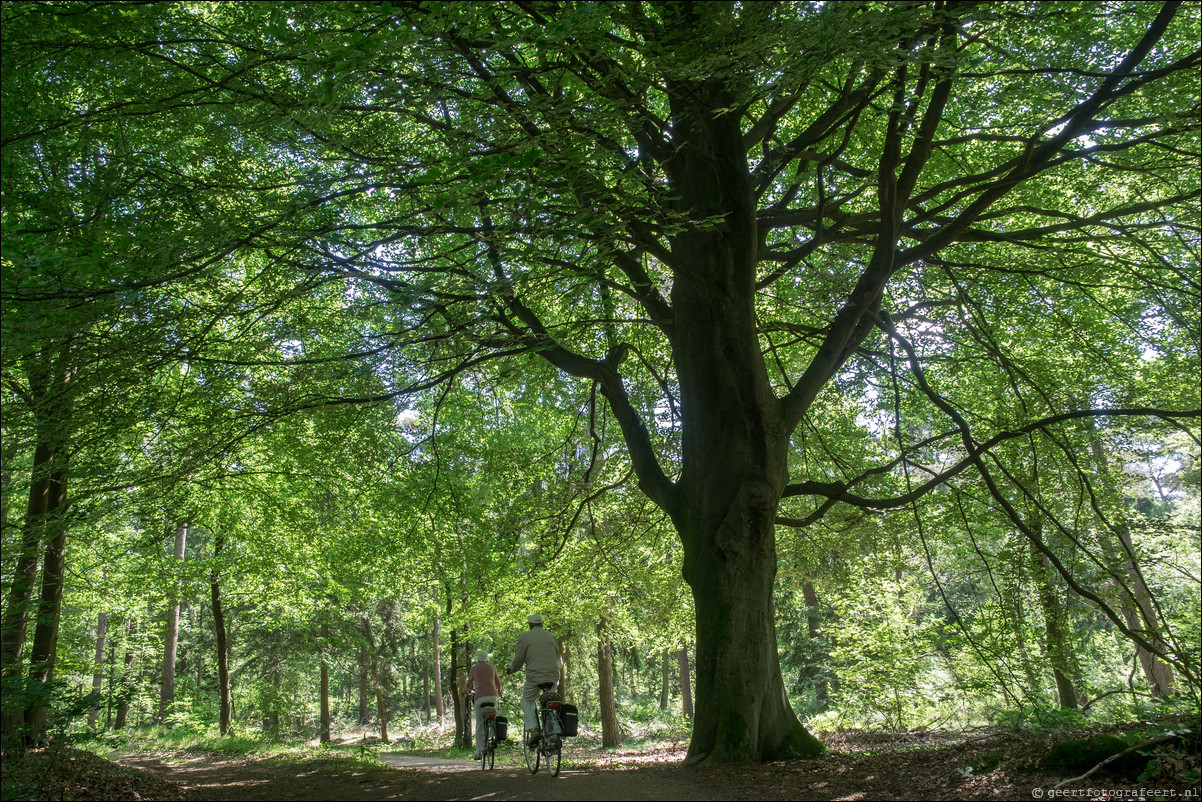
top-left (1, 0), bottom-right (1198, 764)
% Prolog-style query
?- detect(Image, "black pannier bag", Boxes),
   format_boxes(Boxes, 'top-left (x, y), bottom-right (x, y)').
top-left (558, 703), bottom-right (579, 737)
top-left (494, 714), bottom-right (508, 741)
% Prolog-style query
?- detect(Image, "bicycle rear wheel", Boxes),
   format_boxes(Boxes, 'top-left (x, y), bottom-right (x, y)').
top-left (523, 729), bottom-right (539, 773)
top-left (546, 713), bottom-right (562, 777)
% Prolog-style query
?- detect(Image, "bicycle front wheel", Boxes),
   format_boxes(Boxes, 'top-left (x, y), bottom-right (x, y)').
top-left (523, 729), bottom-right (539, 773)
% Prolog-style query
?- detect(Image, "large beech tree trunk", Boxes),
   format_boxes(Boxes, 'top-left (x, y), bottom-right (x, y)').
top-left (663, 50), bottom-right (821, 761)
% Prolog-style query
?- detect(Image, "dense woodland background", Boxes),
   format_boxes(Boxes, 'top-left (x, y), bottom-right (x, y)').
top-left (1, 0), bottom-right (1199, 767)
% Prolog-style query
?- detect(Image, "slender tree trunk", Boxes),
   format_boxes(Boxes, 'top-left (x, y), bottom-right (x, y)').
top-left (105, 632), bottom-right (116, 730)
top-left (25, 495), bottom-right (70, 741)
top-left (114, 619), bottom-right (136, 730)
top-left (597, 619), bottom-right (621, 747)
top-left (320, 652), bottom-right (331, 744)
top-left (358, 647), bottom-right (371, 725)
top-left (432, 611), bottom-right (444, 724)
top-left (210, 536), bottom-right (231, 735)
top-left (1085, 424), bottom-right (1177, 696)
top-left (801, 581), bottom-right (829, 712)
top-left (450, 625), bottom-right (468, 749)
top-left (158, 522), bottom-right (187, 723)
top-left (678, 648), bottom-right (693, 719)
top-left (0, 442), bottom-right (54, 679)
top-left (423, 651), bottom-right (430, 724)
top-left (558, 634), bottom-right (570, 698)
top-left (1030, 536), bottom-right (1078, 709)
top-left (2, 439), bottom-right (68, 742)
top-left (88, 611), bottom-right (108, 728)
top-left (372, 660), bottom-right (389, 743)
top-left (660, 649), bottom-right (670, 710)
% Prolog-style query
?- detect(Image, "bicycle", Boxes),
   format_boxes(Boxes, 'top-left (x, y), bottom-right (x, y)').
top-left (467, 691), bottom-right (502, 770)
top-left (522, 682), bottom-right (563, 777)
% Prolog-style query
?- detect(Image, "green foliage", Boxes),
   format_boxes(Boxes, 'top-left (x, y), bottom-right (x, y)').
top-left (1, 0), bottom-right (1198, 761)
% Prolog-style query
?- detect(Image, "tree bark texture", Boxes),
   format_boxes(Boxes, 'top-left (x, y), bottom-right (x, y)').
top-left (320, 658), bottom-right (331, 744)
top-left (450, 626), bottom-right (468, 749)
top-left (678, 648), bottom-right (693, 719)
top-left (1030, 539), bottom-right (1078, 709)
top-left (114, 619), bottom-right (136, 730)
top-left (88, 611), bottom-right (108, 728)
top-left (801, 582), bottom-right (829, 712)
top-left (432, 611), bottom-right (444, 723)
top-left (1085, 423), bottom-right (1177, 696)
top-left (1, 438), bottom-right (68, 741)
top-left (210, 538), bottom-right (232, 735)
top-left (637, 10), bottom-right (820, 760)
top-left (25, 499), bottom-right (71, 740)
top-left (158, 522), bottom-right (188, 723)
top-left (660, 650), bottom-right (670, 711)
top-left (371, 656), bottom-right (389, 743)
top-left (597, 621), bottom-right (621, 748)
top-left (359, 646), bottom-right (371, 725)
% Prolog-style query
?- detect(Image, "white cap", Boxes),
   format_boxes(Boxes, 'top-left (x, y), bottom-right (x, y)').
top-left (528, 614), bottom-right (543, 625)
top-left (475, 650), bottom-right (488, 662)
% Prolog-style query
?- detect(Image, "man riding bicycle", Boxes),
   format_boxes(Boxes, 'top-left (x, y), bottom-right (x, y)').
top-left (505, 614), bottom-right (561, 748)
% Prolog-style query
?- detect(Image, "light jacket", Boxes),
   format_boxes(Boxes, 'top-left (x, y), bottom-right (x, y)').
top-left (508, 626), bottom-right (561, 683)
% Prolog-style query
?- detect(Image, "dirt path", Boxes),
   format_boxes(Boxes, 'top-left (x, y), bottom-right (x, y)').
top-left (22, 722), bottom-right (1194, 801)
top-left (376, 751), bottom-right (727, 801)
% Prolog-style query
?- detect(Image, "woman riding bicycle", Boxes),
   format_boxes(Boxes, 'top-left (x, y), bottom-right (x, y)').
top-left (464, 650), bottom-right (502, 760)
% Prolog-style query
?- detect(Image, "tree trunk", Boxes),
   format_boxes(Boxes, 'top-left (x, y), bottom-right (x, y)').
top-left (801, 581), bottom-right (829, 712)
top-left (422, 651), bottom-right (430, 724)
top-left (597, 620), bottom-right (621, 748)
top-left (320, 656), bottom-right (331, 744)
top-left (432, 611), bottom-right (444, 724)
top-left (558, 634), bottom-right (570, 698)
top-left (678, 648), bottom-right (693, 719)
top-left (1, 438), bottom-right (68, 741)
top-left (651, 19), bottom-right (820, 760)
top-left (1030, 537), bottom-right (1078, 709)
top-left (660, 649), bottom-right (670, 711)
top-left (1085, 423), bottom-right (1177, 696)
top-left (25, 499), bottom-right (70, 741)
top-left (88, 611), bottom-right (108, 728)
top-left (450, 625), bottom-right (468, 749)
top-left (371, 657), bottom-right (389, 743)
top-left (210, 536), bottom-right (231, 735)
top-left (159, 522), bottom-right (188, 723)
top-left (358, 646), bottom-right (371, 725)
top-left (114, 618), bottom-right (136, 730)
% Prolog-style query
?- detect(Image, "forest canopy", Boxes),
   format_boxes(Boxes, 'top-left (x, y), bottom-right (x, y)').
top-left (1, 0), bottom-right (1199, 766)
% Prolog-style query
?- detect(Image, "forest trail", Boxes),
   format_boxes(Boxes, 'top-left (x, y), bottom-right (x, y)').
top-left (61, 724), bottom-right (1194, 802)
top-left (377, 751), bottom-right (724, 800)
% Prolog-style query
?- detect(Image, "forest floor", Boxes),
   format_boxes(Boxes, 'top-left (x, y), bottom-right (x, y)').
top-left (7, 720), bottom-right (1199, 801)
